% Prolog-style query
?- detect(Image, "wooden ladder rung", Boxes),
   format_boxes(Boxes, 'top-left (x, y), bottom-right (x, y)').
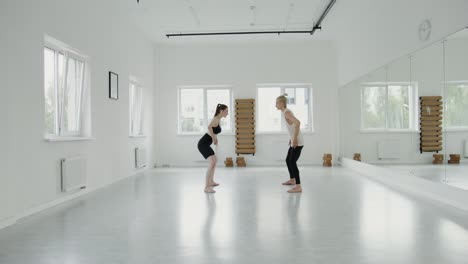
top-left (236, 104), bottom-right (255, 109)
top-left (235, 99), bottom-right (255, 103)
top-left (421, 116), bottom-right (442, 121)
top-left (420, 96), bottom-right (442, 101)
top-left (236, 149), bottom-right (256, 154)
top-left (422, 146), bottom-right (443, 152)
top-left (421, 142), bottom-right (442, 147)
top-left (421, 137), bottom-right (442, 142)
top-left (236, 134), bottom-right (255, 139)
top-left (421, 111), bottom-right (442, 116)
top-left (421, 106), bottom-right (442, 111)
top-left (421, 131), bottom-right (442, 136)
top-left (421, 101), bottom-right (442, 106)
top-left (236, 124), bottom-right (255, 129)
top-left (420, 121), bottom-right (442, 126)
top-left (237, 139), bottom-right (255, 144)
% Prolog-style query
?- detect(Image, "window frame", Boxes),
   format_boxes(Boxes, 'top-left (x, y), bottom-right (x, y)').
top-left (444, 80), bottom-right (468, 130)
top-left (177, 85), bottom-right (233, 135)
top-left (360, 82), bottom-right (418, 132)
top-left (43, 36), bottom-right (89, 139)
top-left (256, 84), bottom-right (314, 134)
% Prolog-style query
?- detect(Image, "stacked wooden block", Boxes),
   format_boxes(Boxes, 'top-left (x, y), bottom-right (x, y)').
top-left (323, 153), bottom-right (332, 167)
top-left (448, 154), bottom-right (460, 164)
top-left (353, 153), bottom-right (361, 162)
top-left (235, 99), bottom-right (256, 156)
top-left (420, 96), bottom-right (443, 153)
top-left (433, 154), bottom-right (444, 164)
top-left (236, 157), bottom-right (246, 167)
top-left (224, 157), bottom-right (233, 167)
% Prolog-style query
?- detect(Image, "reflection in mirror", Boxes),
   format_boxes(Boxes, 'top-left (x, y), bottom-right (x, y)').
top-left (339, 68), bottom-right (387, 162)
top-left (444, 28), bottom-right (468, 190)
top-left (380, 39), bottom-right (448, 184)
top-left (339, 27), bottom-right (468, 193)
top-left (339, 27), bottom-right (468, 192)
top-left (376, 56), bottom-right (422, 174)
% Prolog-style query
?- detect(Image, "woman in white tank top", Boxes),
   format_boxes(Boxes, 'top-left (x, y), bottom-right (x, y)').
top-left (276, 94), bottom-right (304, 193)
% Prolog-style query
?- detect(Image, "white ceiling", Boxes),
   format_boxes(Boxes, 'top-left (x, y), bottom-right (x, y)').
top-left (128, 0), bottom-right (336, 43)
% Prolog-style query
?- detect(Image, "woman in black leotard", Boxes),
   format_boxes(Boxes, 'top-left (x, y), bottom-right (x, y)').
top-left (198, 104), bottom-right (228, 193)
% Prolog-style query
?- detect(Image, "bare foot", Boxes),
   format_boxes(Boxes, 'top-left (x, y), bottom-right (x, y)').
top-left (282, 179), bottom-right (296, 185)
top-left (210, 182), bottom-right (220, 187)
top-left (287, 186), bottom-right (302, 193)
top-left (204, 187), bottom-right (216, 193)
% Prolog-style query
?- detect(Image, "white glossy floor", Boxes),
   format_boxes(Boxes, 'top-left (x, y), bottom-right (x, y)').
top-left (1, 166), bottom-right (468, 264)
top-left (380, 163), bottom-right (468, 191)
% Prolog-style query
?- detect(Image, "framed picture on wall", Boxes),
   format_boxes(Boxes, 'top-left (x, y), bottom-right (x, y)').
top-left (109, 71), bottom-right (119, 100)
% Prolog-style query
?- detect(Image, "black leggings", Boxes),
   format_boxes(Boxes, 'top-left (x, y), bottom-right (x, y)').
top-left (286, 146), bottom-right (304, 184)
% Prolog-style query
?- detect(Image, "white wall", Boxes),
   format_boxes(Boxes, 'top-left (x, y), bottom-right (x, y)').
top-left (0, 7), bottom-right (10, 222)
top-left (0, 0), bottom-right (154, 225)
top-left (326, 0), bottom-right (468, 85)
top-left (153, 42), bottom-right (338, 166)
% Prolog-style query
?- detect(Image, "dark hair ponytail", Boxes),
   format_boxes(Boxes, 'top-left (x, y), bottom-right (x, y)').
top-left (214, 103), bottom-right (228, 117)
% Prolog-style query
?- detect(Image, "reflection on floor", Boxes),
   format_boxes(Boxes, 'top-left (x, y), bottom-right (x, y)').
top-left (0, 166), bottom-right (468, 263)
top-left (379, 163), bottom-right (468, 190)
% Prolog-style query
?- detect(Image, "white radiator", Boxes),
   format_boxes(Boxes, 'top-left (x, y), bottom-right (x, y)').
top-left (465, 140), bottom-right (468, 158)
top-left (377, 140), bottom-right (400, 159)
top-left (61, 156), bottom-right (87, 192)
top-left (135, 147), bottom-right (147, 169)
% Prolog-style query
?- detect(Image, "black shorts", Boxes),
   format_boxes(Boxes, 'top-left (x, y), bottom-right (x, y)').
top-left (198, 133), bottom-right (215, 159)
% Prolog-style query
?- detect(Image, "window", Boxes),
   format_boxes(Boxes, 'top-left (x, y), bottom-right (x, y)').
top-left (446, 82), bottom-right (468, 128)
top-left (130, 81), bottom-right (144, 136)
top-left (361, 83), bottom-right (416, 130)
top-left (44, 36), bottom-right (89, 138)
top-left (178, 86), bottom-right (232, 134)
top-left (257, 85), bottom-right (313, 132)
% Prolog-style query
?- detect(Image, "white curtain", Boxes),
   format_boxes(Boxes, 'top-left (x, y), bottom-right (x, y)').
top-left (58, 52), bottom-right (85, 136)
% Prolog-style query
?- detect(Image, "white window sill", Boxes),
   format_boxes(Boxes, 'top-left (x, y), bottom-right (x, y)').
top-left (44, 136), bottom-right (95, 142)
top-left (177, 131), bottom-right (235, 137)
top-left (444, 128), bottom-right (468, 132)
top-left (360, 129), bottom-right (419, 133)
top-left (219, 132), bottom-right (235, 136)
top-left (177, 133), bottom-right (204, 137)
top-left (256, 131), bottom-right (315, 135)
top-left (129, 135), bottom-right (147, 138)
top-left (361, 128), bottom-right (468, 133)
top-left (177, 131), bottom-right (314, 136)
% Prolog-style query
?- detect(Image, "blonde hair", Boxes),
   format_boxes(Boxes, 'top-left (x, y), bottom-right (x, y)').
top-left (276, 93), bottom-right (288, 106)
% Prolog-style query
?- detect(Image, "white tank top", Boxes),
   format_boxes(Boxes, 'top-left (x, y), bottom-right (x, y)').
top-left (282, 108), bottom-right (304, 146)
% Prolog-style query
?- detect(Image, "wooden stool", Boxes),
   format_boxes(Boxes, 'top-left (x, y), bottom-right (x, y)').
top-left (448, 154), bottom-right (460, 164)
top-left (323, 153), bottom-right (332, 167)
top-left (224, 157), bottom-right (233, 167)
top-left (236, 157), bottom-right (246, 167)
top-left (353, 153), bottom-right (361, 162)
top-left (433, 154), bottom-right (444, 164)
